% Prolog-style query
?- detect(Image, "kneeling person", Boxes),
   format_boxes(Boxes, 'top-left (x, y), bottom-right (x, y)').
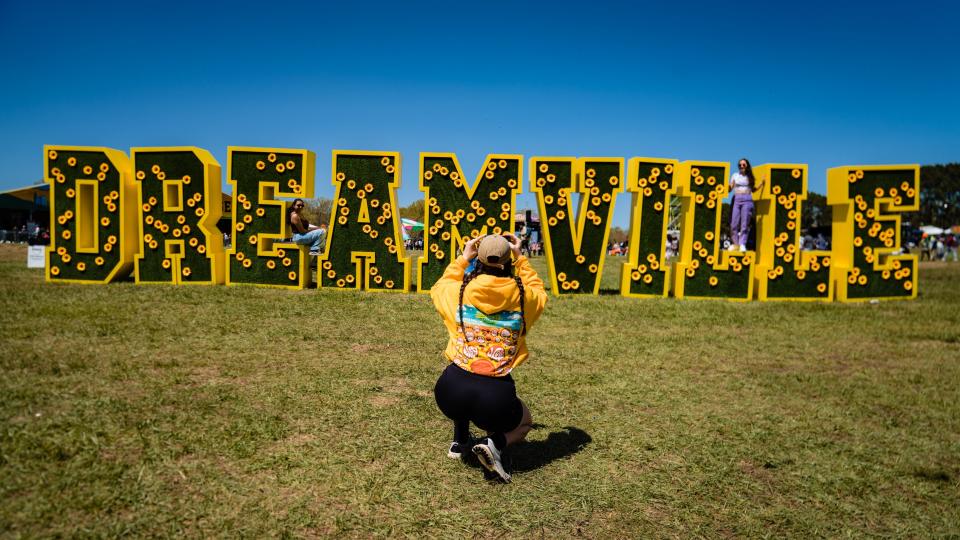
top-left (431, 233), bottom-right (547, 482)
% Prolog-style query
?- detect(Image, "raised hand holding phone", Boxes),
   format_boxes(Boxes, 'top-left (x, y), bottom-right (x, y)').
top-left (462, 235), bottom-right (484, 261)
top-left (502, 233), bottom-right (522, 258)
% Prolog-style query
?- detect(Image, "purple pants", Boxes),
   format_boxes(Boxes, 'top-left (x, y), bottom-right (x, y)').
top-left (730, 193), bottom-right (754, 247)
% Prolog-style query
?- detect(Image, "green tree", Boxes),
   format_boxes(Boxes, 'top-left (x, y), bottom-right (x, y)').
top-left (908, 164), bottom-right (960, 226)
top-left (608, 226), bottom-right (628, 244)
top-left (399, 199), bottom-right (425, 221)
top-left (302, 198), bottom-right (331, 228)
top-left (802, 191), bottom-right (831, 230)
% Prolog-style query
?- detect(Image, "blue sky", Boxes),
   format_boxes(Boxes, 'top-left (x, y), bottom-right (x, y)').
top-left (1, 0), bottom-right (957, 227)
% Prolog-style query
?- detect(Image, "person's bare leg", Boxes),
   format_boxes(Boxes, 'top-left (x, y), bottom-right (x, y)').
top-left (505, 401), bottom-right (533, 446)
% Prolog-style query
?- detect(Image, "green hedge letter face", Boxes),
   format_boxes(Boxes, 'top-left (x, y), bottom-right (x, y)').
top-left (754, 165), bottom-right (833, 301)
top-left (132, 147), bottom-right (224, 285)
top-left (621, 158), bottom-right (678, 298)
top-left (531, 157), bottom-right (623, 295)
top-left (44, 146), bottom-right (136, 283)
top-left (828, 165), bottom-right (919, 301)
top-left (672, 161), bottom-right (754, 301)
top-left (319, 151), bottom-right (410, 292)
top-left (226, 147), bottom-right (316, 289)
top-left (417, 154), bottom-right (522, 291)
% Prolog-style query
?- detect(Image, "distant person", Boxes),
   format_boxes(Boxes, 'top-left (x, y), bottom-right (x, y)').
top-left (728, 158), bottom-right (765, 252)
top-left (815, 234), bottom-right (827, 251)
top-left (431, 233), bottom-right (547, 482)
top-left (529, 230), bottom-right (541, 256)
top-left (946, 234), bottom-right (958, 262)
top-left (289, 198), bottom-right (325, 255)
top-left (665, 235), bottom-right (678, 258)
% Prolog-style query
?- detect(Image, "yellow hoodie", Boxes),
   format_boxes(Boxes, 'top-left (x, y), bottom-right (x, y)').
top-left (431, 256), bottom-right (547, 377)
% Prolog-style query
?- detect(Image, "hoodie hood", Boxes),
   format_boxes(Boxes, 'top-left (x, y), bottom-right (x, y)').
top-left (463, 274), bottom-right (521, 315)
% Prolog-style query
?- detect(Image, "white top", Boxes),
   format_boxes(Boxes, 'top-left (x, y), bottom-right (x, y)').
top-left (731, 172), bottom-right (752, 194)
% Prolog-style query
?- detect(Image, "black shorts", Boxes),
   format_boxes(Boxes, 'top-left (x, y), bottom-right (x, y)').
top-left (433, 363), bottom-right (524, 434)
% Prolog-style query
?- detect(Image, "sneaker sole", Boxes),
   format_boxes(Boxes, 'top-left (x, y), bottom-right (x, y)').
top-left (447, 450), bottom-right (463, 459)
top-left (472, 445), bottom-right (511, 483)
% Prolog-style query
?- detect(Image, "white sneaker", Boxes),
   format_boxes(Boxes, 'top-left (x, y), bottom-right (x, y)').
top-left (472, 438), bottom-right (511, 482)
top-left (739, 245), bottom-right (747, 252)
top-left (448, 441), bottom-right (467, 459)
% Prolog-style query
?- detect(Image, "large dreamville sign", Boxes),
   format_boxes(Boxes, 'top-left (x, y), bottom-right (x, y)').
top-left (42, 146), bottom-right (919, 302)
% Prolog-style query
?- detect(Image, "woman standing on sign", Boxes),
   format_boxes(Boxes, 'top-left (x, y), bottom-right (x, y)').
top-left (431, 233), bottom-right (548, 483)
top-left (728, 158), bottom-right (764, 252)
top-left (289, 198), bottom-right (326, 255)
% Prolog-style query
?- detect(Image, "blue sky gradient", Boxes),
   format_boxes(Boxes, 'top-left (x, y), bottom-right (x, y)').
top-left (1, 0), bottom-right (957, 227)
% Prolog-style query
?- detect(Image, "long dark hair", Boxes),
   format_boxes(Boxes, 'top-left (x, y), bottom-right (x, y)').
top-left (458, 261), bottom-right (526, 338)
top-left (289, 198), bottom-right (306, 228)
top-left (739, 158), bottom-right (757, 191)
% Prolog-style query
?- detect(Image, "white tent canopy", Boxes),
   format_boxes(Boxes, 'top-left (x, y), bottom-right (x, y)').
top-left (920, 225), bottom-right (946, 235)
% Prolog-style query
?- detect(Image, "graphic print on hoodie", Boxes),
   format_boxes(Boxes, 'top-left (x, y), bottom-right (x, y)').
top-left (454, 305), bottom-right (523, 376)
top-left (431, 255), bottom-right (548, 377)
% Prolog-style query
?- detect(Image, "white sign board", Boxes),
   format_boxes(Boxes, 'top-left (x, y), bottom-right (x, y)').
top-left (27, 245), bottom-right (45, 269)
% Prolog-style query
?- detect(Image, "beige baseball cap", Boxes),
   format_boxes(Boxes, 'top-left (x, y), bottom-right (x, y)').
top-left (477, 235), bottom-right (511, 269)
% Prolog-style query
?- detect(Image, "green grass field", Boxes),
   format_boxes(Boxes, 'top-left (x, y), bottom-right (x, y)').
top-left (2, 244), bottom-right (958, 537)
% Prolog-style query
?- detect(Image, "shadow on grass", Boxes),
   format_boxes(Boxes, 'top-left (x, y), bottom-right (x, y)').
top-left (465, 426), bottom-right (592, 480)
top-left (510, 426), bottom-right (592, 473)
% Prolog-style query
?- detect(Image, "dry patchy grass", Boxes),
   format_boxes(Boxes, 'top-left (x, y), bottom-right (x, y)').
top-left (1, 244), bottom-right (959, 537)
